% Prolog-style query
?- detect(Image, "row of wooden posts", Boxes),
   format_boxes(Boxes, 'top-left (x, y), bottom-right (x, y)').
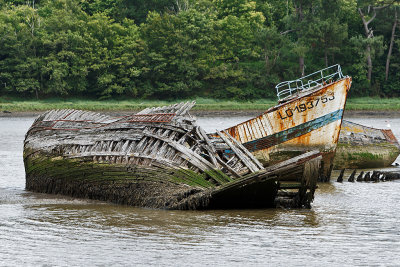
top-left (337, 169), bottom-right (400, 183)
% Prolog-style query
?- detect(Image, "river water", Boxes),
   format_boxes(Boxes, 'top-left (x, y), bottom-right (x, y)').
top-left (1, 115), bottom-right (400, 266)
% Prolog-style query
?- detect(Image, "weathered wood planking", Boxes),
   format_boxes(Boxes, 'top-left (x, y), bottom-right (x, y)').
top-left (24, 102), bottom-right (321, 209)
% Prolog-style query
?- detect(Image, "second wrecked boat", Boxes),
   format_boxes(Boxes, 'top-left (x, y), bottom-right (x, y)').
top-left (24, 102), bottom-right (322, 209)
top-left (333, 120), bottom-right (400, 169)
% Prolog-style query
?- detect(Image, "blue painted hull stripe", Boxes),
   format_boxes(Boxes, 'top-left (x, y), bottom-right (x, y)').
top-left (243, 109), bottom-right (344, 152)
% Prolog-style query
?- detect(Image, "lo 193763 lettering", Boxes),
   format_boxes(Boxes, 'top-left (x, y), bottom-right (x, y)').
top-left (278, 94), bottom-right (335, 120)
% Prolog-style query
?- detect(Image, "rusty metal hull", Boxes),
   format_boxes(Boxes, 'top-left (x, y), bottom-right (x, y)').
top-left (225, 77), bottom-right (352, 181)
top-left (334, 120), bottom-right (400, 169)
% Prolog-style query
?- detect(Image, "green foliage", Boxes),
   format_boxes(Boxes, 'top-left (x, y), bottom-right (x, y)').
top-left (140, 9), bottom-right (213, 98)
top-left (79, 0), bottom-right (176, 24)
top-left (0, 0), bottom-right (400, 100)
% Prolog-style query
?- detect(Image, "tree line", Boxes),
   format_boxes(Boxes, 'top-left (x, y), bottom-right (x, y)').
top-left (0, 0), bottom-right (399, 100)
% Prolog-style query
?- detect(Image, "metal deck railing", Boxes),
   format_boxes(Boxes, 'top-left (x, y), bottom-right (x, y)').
top-left (275, 64), bottom-right (344, 100)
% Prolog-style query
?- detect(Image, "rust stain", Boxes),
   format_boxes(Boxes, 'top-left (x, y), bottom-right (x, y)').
top-left (225, 77), bottom-right (351, 161)
top-left (255, 118), bottom-right (266, 138)
top-left (381, 130), bottom-right (398, 144)
top-left (238, 124), bottom-right (247, 143)
top-left (246, 121), bottom-right (256, 140)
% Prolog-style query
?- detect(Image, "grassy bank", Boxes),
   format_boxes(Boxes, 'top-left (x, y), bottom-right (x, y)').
top-left (0, 97), bottom-right (277, 112)
top-left (1, 96), bottom-right (400, 112)
top-left (345, 97), bottom-right (400, 111)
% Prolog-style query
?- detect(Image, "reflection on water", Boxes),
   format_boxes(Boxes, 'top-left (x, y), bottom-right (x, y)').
top-left (1, 116), bottom-right (400, 266)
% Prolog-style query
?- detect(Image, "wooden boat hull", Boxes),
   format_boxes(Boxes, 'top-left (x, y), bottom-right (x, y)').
top-left (24, 106), bottom-right (322, 209)
top-left (225, 77), bottom-right (351, 182)
top-left (333, 120), bottom-right (400, 169)
top-left (24, 152), bottom-right (279, 209)
top-left (24, 150), bottom-right (321, 209)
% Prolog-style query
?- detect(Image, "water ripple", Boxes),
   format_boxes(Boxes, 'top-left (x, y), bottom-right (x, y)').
top-left (1, 117), bottom-right (400, 266)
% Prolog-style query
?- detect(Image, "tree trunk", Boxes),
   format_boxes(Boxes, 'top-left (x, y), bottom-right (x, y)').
top-left (358, 5), bottom-right (392, 83)
top-left (367, 44), bottom-right (372, 82)
top-left (358, 8), bottom-right (376, 83)
top-left (385, 9), bottom-right (397, 81)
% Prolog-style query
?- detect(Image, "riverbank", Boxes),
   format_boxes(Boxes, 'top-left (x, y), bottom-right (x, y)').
top-left (1, 97), bottom-right (400, 117)
top-left (2, 109), bottom-right (400, 119)
top-left (0, 97), bottom-right (277, 112)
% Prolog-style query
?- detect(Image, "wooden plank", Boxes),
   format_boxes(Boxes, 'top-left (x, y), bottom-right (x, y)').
top-left (195, 130), bottom-right (220, 169)
top-left (213, 153), bottom-right (321, 194)
top-left (175, 101), bottom-right (196, 116)
top-left (215, 156), bottom-right (241, 179)
top-left (263, 150), bottom-right (321, 174)
top-left (237, 124), bottom-right (247, 143)
top-left (222, 130), bottom-right (264, 170)
top-left (216, 130), bottom-right (260, 173)
top-left (143, 131), bottom-right (215, 172)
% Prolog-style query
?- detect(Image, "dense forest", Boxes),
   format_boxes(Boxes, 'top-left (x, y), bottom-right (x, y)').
top-left (0, 0), bottom-right (399, 100)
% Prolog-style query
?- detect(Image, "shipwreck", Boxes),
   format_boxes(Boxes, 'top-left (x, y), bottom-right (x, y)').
top-left (24, 102), bottom-right (322, 209)
top-left (23, 65), bottom-right (353, 208)
top-left (333, 120), bottom-right (400, 169)
top-left (223, 64), bottom-right (352, 182)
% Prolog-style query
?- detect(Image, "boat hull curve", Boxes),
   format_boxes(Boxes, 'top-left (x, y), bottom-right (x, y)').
top-left (225, 77), bottom-right (352, 182)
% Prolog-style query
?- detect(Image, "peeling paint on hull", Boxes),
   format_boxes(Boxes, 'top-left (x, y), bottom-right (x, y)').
top-left (225, 77), bottom-right (352, 181)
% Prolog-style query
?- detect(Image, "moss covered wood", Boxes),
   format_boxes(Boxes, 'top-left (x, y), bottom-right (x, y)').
top-left (24, 102), bottom-right (322, 209)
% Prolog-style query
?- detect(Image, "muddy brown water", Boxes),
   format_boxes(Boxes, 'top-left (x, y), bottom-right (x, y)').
top-left (1, 115), bottom-right (400, 266)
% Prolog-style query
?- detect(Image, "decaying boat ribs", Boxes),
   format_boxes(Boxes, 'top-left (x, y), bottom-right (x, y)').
top-left (334, 120), bottom-right (400, 169)
top-left (24, 102), bottom-right (322, 209)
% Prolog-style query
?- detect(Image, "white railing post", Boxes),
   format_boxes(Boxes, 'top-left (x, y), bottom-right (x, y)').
top-left (275, 64), bottom-right (344, 100)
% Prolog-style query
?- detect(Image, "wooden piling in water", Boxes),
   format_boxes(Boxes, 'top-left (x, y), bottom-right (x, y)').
top-left (356, 171), bottom-right (364, 182)
top-left (364, 172), bottom-right (371, 182)
top-left (337, 168), bottom-right (345, 183)
top-left (348, 169), bottom-right (356, 182)
top-left (337, 169), bottom-right (400, 184)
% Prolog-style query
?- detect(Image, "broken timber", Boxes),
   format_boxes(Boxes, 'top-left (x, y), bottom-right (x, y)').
top-left (24, 102), bottom-right (322, 209)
